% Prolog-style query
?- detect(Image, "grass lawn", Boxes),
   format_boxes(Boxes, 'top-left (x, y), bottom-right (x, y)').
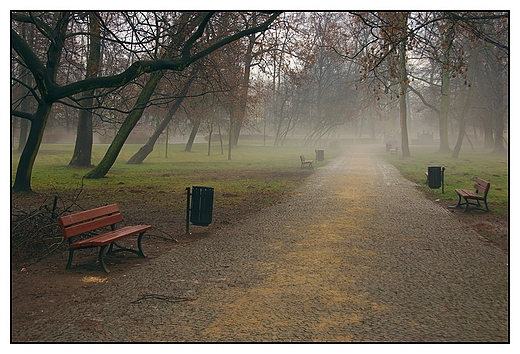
top-left (12, 142), bottom-right (340, 212)
top-left (379, 146), bottom-right (509, 214)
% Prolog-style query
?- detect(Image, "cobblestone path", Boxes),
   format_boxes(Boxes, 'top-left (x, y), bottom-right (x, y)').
top-left (30, 145), bottom-right (509, 342)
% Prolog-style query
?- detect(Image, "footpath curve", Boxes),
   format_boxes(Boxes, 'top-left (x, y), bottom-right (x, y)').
top-left (32, 145), bottom-right (508, 342)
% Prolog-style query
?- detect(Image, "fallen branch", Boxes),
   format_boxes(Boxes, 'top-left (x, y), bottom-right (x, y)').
top-left (131, 294), bottom-right (197, 304)
top-left (11, 184), bottom-right (88, 263)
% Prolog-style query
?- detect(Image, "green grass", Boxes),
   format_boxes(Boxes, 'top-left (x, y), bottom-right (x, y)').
top-left (12, 143), bottom-right (340, 207)
top-left (12, 143), bottom-right (507, 214)
top-left (380, 146), bottom-right (509, 214)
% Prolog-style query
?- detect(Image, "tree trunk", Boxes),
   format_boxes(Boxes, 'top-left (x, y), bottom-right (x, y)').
top-left (227, 123), bottom-right (234, 160)
top-left (438, 65), bottom-right (452, 153)
top-left (452, 48), bottom-right (478, 158)
top-left (184, 119), bottom-right (200, 152)
top-left (12, 102), bottom-right (52, 191)
top-left (69, 100), bottom-right (94, 166)
top-left (399, 92), bottom-right (410, 157)
top-left (464, 132), bottom-right (475, 151)
top-left (492, 105), bottom-right (506, 154)
top-left (483, 115), bottom-right (494, 148)
top-left (437, 24), bottom-right (454, 154)
top-left (85, 71), bottom-right (163, 178)
top-left (11, 13), bottom-right (69, 191)
top-left (398, 39), bottom-right (411, 157)
top-left (70, 14), bottom-right (101, 166)
top-left (232, 33), bottom-right (255, 146)
top-left (207, 116), bottom-right (213, 156)
top-left (491, 60), bottom-right (507, 155)
top-left (218, 122), bottom-right (224, 155)
top-left (17, 22), bottom-right (33, 152)
top-left (126, 72), bottom-right (196, 164)
top-left (17, 115), bottom-right (29, 152)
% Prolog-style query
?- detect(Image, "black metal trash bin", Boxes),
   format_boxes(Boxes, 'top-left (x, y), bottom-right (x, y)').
top-left (190, 186), bottom-right (214, 226)
top-left (427, 166), bottom-right (442, 189)
top-left (315, 149), bottom-right (324, 162)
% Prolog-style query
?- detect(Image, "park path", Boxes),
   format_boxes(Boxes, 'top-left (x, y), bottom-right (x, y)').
top-left (32, 144), bottom-right (508, 342)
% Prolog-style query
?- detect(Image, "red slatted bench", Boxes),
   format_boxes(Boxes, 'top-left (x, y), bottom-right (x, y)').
top-left (300, 155), bottom-right (313, 168)
top-left (455, 178), bottom-right (491, 212)
top-left (58, 204), bottom-right (151, 273)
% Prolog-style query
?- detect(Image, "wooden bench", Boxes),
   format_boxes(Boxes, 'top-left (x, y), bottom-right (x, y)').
top-left (389, 146), bottom-right (398, 154)
top-left (300, 155), bottom-right (313, 168)
top-left (455, 178), bottom-right (491, 212)
top-left (58, 204), bottom-right (152, 273)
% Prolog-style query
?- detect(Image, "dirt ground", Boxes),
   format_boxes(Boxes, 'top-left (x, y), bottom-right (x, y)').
top-left (10, 170), bottom-right (508, 341)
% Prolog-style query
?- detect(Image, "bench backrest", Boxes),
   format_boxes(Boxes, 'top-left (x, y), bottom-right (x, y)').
top-left (474, 178), bottom-right (491, 196)
top-left (300, 155), bottom-right (306, 162)
top-left (58, 204), bottom-right (123, 240)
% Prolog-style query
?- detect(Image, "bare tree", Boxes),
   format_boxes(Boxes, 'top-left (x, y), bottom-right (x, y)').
top-left (69, 12), bottom-right (101, 166)
top-left (11, 11), bottom-right (281, 191)
top-left (127, 70), bottom-right (198, 162)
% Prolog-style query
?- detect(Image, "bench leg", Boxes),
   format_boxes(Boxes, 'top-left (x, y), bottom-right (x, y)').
top-left (455, 194), bottom-right (489, 212)
top-left (100, 232), bottom-right (148, 273)
top-left (137, 232), bottom-right (146, 258)
top-left (99, 245), bottom-right (111, 274)
top-left (66, 249), bottom-right (75, 269)
top-left (106, 233), bottom-right (147, 258)
top-left (455, 194), bottom-right (464, 209)
top-left (455, 195), bottom-right (471, 212)
top-left (463, 198), bottom-right (489, 212)
top-left (479, 199), bottom-right (490, 212)
top-left (66, 246), bottom-right (110, 272)
top-left (464, 199), bottom-right (491, 212)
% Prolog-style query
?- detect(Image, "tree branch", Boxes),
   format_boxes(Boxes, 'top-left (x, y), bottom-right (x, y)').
top-left (11, 109), bottom-right (34, 121)
top-left (13, 12), bottom-right (282, 103)
top-left (188, 12), bottom-right (281, 64)
top-left (408, 84), bottom-right (440, 115)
